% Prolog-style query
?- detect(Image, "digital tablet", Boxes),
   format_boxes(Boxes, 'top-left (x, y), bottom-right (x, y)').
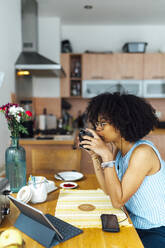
top-left (8, 195), bottom-right (63, 240)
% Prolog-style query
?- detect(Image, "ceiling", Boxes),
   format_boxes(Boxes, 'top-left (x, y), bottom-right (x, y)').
top-left (38, 0), bottom-right (165, 25)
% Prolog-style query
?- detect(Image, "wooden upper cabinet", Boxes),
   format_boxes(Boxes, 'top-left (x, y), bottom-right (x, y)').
top-left (60, 53), bottom-right (70, 97)
top-left (143, 53), bottom-right (165, 79)
top-left (60, 53), bottom-right (165, 98)
top-left (82, 54), bottom-right (117, 80)
top-left (82, 53), bottom-right (144, 80)
top-left (114, 54), bottom-right (144, 80)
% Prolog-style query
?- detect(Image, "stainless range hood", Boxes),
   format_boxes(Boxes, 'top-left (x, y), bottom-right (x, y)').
top-left (15, 0), bottom-right (65, 77)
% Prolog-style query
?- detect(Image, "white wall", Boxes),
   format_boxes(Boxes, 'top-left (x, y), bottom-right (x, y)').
top-left (33, 16), bottom-right (61, 97)
top-left (0, 0), bottom-right (21, 170)
top-left (0, 2), bottom-right (61, 169)
top-left (62, 25), bottom-right (165, 53)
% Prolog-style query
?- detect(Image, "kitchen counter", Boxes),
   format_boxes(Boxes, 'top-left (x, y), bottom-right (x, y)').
top-left (20, 135), bottom-right (75, 145)
top-left (20, 130), bottom-right (78, 146)
top-left (19, 128), bottom-right (165, 146)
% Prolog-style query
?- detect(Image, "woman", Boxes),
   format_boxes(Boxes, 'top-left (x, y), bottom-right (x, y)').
top-left (79, 92), bottom-right (165, 248)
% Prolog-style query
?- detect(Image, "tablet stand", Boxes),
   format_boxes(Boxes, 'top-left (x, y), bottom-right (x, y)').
top-left (14, 212), bottom-right (83, 248)
top-left (14, 213), bottom-right (61, 248)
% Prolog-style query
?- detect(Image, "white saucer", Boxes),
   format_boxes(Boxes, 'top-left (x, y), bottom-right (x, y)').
top-left (54, 171), bottom-right (83, 181)
top-left (60, 182), bottom-right (77, 189)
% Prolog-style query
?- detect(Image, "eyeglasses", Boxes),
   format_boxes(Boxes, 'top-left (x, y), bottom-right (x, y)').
top-left (94, 122), bottom-right (109, 130)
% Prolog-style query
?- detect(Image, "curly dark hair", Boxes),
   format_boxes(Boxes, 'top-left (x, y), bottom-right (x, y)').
top-left (86, 92), bottom-right (159, 142)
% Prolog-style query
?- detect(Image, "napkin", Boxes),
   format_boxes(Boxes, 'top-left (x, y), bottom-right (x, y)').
top-left (55, 189), bottom-right (132, 228)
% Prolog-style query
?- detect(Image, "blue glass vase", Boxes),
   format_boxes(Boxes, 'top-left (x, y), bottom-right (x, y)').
top-left (5, 137), bottom-right (26, 192)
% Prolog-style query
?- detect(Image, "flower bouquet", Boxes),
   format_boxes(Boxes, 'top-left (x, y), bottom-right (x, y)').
top-left (0, 103), bottom-right (32, 138)
top-left (0, 103), bottom-right (32, 192)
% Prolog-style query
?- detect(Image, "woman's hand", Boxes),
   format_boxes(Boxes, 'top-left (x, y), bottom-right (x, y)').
top-left (80, 128), bottom-right (114, 162)
top-left (77, 130), bottom-right (97, 158)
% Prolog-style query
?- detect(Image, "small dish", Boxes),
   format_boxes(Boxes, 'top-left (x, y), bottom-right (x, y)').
top-left (60, 182), bottom-right (78, 189)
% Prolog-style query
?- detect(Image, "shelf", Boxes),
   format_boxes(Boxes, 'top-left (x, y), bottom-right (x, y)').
top-left (60, 53), bottom-right (82, 98)
top-left (62, 97), bottom-right (90, 101)
top-left (63, 96), bottom-right (83, 99)
top-left (70, 77), bottom-right (82, 80)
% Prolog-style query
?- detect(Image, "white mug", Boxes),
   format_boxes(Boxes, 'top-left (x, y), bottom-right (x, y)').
top-left (17, 176), bottom-right (50, 204)
top-left (29, 183), bottom-right (47, 204)
top-left (17, 178), bottom-right (48, 204)
top-left (17, 183), bottom-right (47, 204)
top-left (29, 179), bottom-right (48, 204)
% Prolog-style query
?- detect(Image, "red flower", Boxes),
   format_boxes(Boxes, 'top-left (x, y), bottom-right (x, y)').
top-left (26, 111), bottom-right (32, 117)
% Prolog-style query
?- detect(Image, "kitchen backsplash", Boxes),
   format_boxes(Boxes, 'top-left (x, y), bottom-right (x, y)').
top-left (148, 98), bottom-right (165, 121)
top-left (33, 97), bottom-right (165, 122)
top-left (11, 94), bottom-right (165, 122)
top-left (33, 97), bottom-right (61, 117)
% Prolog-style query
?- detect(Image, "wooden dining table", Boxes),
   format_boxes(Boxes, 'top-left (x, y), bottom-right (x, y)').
top-left (0, 174), bottom-right (144, 248)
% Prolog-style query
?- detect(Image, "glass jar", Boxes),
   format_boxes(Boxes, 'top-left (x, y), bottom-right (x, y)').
top-left (5, 137), bottom-right (26, 193)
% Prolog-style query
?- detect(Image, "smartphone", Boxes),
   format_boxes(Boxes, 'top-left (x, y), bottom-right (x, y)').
top-left (100, 214), bottom-right (120, 232)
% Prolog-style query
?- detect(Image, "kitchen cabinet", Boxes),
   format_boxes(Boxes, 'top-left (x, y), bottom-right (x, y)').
top-left (114, 53), bottom-right (144, 80)
top-left (61, 52), bottom-right (165, 99)
top-left (143, 80), bottom-right (165, 98)
top-left (82, 54), bottom-right (117, 80)
top-left (143, 53), bottom-right (165, 79)
top-left (82, 53), bottom-right (143, 80)
top-left (60, 53), bottom-right (82, 97)
top-left (82, 80), bottom-right (143, 98)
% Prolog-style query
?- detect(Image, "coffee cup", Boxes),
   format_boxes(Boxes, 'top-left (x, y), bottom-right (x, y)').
top-left (29, 183), bottom-right (47, 204)
top-left (17, 176), bottom-right (48, 204)
top-left (28, 177), bottom-right (48, 204)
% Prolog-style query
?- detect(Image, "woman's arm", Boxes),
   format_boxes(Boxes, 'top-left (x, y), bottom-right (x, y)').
top-left (91, 154), bottom-right (108, 194)
top-left (80, 129), bottom-right (118, 195)
top-left (102, 145), bottom-right (157, 208)
top-left (81, 131), bottom-right (157, 208)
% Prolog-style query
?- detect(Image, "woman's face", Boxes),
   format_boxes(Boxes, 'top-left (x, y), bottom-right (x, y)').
top-left (95, 116), bottom-right (121, 143)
